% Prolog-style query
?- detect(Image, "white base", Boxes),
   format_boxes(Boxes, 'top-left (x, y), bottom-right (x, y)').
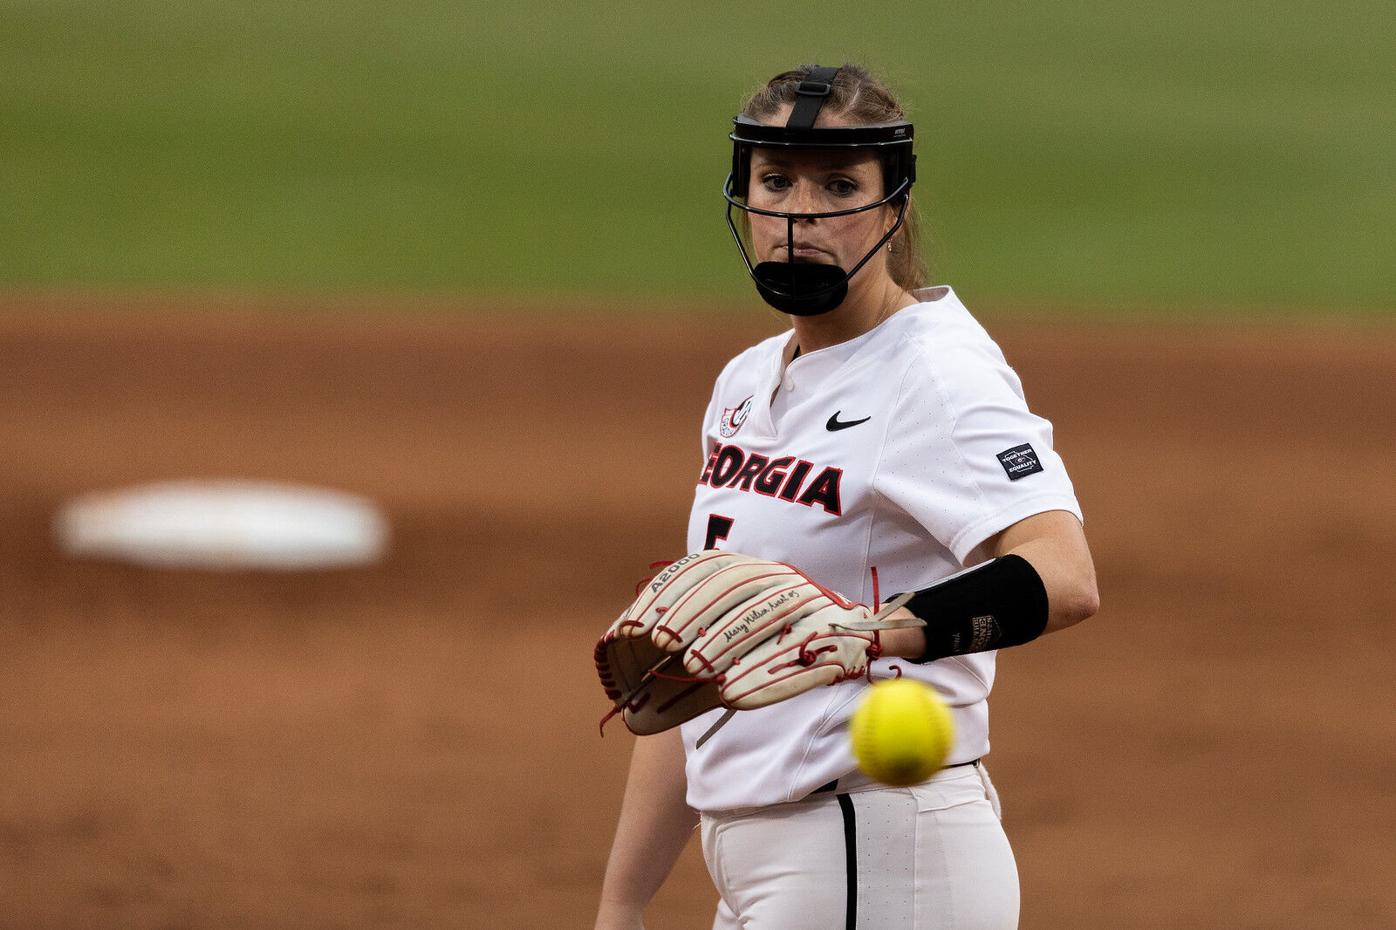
top-left (55, 480), bottom-right (390, 570)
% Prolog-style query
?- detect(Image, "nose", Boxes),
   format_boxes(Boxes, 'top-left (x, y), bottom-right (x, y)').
top-left (788, 179), bottom-right (823, 221)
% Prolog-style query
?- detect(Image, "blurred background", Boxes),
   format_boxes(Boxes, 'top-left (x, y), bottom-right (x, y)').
top-left (7, 0), bottom-right (1394, 308)
top-left (2, 1), bottom-right (1393, 928)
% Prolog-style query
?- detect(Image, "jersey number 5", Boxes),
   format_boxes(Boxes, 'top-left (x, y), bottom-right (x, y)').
top-left (704, 514), bottom-right (734, 550)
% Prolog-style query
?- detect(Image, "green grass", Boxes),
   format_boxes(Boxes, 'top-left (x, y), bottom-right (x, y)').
top-left (2, 0), bottom-right (1393, 311)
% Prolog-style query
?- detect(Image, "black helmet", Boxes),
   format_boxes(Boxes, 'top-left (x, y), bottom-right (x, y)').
top-left (723, 65), bottom-right (916, 316)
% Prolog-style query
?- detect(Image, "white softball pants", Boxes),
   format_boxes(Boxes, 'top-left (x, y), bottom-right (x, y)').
top-left (699, 764), bottom-right (1019, 930)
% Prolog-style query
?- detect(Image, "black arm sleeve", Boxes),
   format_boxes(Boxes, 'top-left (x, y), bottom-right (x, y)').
top-left (901, 554), bottom-right (1050, 663)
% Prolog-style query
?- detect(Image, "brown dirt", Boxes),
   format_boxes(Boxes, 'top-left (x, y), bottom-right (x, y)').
top-left (0, 298), bottom-right (1392, 930)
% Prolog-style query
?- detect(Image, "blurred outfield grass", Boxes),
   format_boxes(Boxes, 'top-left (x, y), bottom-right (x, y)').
top-left (2, 0), bottom-right (1393, 312)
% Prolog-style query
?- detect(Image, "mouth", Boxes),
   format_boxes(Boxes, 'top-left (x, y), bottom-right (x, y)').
top-left (771, 243), bottom-right (830, 262)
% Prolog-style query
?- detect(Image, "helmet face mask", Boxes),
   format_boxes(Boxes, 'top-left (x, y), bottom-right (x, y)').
top-left (723, 67), bottom-right (916, 316)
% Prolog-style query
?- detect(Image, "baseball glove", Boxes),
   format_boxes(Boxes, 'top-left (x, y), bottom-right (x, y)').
top-left (595, 550), bottom-right (920, 736)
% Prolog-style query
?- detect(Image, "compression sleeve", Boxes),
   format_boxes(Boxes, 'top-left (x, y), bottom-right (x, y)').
top-left (902, 554), bottom-right (1049, 663)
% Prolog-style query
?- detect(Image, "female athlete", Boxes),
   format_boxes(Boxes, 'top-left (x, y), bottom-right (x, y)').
top-left (594, 63), bottom-right (1099, 930)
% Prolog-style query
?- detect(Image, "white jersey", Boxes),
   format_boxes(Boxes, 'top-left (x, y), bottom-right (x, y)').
top-left (680, 286), bottom-right (1083, 812)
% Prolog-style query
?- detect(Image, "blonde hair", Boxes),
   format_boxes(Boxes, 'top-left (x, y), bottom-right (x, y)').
top-left (738, 64), bottom-right (930, 291)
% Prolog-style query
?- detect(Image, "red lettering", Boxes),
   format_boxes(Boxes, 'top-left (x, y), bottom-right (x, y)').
top-left (777, 460), bottom-right (814, 502)
top-left (795, 467), bottom-right (843, 515)
top-left (754, 456), bottom-right (795, 496)
top-left (710, 445), bottom-right (746, 486)
top-left (699, 445), bottom-right (844, 517)
top-left (730, 453), bottom-right (769, 491)
top-left (698, 443), bottom-right (721, 485)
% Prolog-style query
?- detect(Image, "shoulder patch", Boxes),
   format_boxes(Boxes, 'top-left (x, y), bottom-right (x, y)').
top-left (719, 396), bottom-right (754, 438)
top-left (996, 443), bottom-right (1043, 480)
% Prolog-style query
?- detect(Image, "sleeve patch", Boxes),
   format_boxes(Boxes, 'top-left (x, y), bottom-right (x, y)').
top-left (996, 443), bottom-right (1044, 480)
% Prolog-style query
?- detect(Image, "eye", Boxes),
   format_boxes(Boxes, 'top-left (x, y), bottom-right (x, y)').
top-left (827, 177), bottom-right (858, 197)
top-left (760, 174), bottom-right (791, 192)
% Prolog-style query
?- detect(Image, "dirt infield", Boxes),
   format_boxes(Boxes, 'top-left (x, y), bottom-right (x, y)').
top-left (0, 300), bottom-right (1392, 930)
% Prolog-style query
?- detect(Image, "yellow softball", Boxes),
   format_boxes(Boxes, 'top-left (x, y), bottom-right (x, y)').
top-left (849, 678), bottom-right (955, 786)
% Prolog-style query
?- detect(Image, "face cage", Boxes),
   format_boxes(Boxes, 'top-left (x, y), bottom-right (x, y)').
top-left (722, 174), bottom-right (912, 312)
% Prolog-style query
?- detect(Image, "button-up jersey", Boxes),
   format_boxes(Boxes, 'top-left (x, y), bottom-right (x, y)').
top-left (680, 286), bottom-right (1083, 812)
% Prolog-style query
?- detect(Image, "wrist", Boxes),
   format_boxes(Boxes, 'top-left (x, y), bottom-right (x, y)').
top-left (594, 898), bottom-right (646, 930)
top-left (875, 608), bottom-right (927, 658)
top-left (902, 555), bottom-right (1049, 662)
top-left (596, 894), bottom-right (647, 918)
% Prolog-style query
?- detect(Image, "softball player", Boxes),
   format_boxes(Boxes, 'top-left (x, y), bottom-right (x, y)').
top-left (594, 64), bottom-right (1099, 930)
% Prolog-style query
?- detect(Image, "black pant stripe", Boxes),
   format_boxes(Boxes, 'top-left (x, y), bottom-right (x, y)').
top-left (836, 792), bottom-right (857, 930)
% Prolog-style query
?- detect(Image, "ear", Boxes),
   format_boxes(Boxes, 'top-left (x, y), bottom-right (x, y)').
top-left (883, 201), bottom-right (900, 234)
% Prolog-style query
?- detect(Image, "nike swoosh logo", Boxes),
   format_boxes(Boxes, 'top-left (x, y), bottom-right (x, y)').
top-left (826, 411), bottom-right (872, 431)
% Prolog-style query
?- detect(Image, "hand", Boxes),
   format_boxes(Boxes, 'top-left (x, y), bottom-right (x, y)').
top-left (596, 552), bottom-right (921, 733)
top-left (597, 551), bottom-right (795, 734)
top-left (678, 564), bottom-right (917, 710)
